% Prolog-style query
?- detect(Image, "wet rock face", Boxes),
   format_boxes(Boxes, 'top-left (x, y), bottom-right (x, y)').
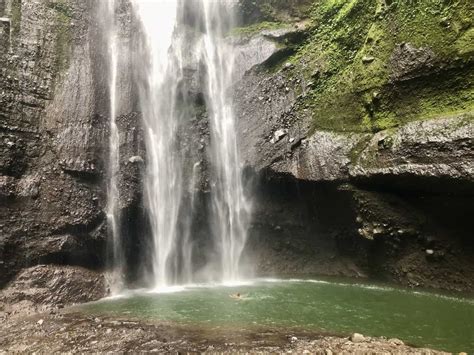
top-left (0, 265), bottom-right (106, 317)
top-left (235, 0), bottom-right (313, 25)
top-left (244, 174), bottom-right (368, 278)
top-left (0, 0), bottom-right (111, 287)
top-left (350, 115), bottom-right (474, 193)
top-left (351, 187), bottom-right (474, 292)
top-left (0, 17), bottom-right (9, 52)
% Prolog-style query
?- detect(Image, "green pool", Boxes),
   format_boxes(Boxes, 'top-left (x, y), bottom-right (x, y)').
top-left (82, 278), bottom-right (474, 353)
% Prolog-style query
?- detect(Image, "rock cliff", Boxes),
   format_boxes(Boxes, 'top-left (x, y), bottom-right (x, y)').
top-left (0, 0), bottom-right (473, 310)
top-left (234, 0), bottom-right (473, 291)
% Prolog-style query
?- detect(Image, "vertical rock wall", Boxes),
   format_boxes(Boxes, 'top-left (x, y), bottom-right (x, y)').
top-left (0, 0), bottom-right (109, 288)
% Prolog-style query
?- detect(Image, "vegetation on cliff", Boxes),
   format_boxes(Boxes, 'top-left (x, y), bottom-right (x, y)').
top-left (238, 0), bottom-right (474, 133)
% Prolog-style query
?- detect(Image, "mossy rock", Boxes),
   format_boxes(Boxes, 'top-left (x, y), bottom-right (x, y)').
top-left (239, 0), bottom-right (474, 134)
top-left (236, 0), bottom-right (313, 25)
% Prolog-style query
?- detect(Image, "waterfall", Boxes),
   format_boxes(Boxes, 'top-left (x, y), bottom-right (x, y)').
top-left (131, 0), bottom-right (187, 288)
top-left (112, 0), bottom-right (252, 289)
top-left (200, 2), bottom-right (252, 282)
top-left (104, 0), bottom-right (124, 294)
top-left (189, 0), bottom-right (252, 283)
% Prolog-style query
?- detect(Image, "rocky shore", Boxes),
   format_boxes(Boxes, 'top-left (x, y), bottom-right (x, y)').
top-left (0, 311), bottom-right (447, 354)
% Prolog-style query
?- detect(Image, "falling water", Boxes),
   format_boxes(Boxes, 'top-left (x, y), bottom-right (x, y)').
top-left (127, 0), bottom-right (251, 288)
top-left (200, 2), bottom-right (252, 282)
top-left (131, 0), bottom-right (186, 288)
top-left (104, 0), bottom-right (124, 294)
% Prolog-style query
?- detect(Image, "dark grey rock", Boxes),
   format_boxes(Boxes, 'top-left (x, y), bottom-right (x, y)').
top-left (350, 114), bottom-right (474, 192)
top-left (390, 43), bottom-right (437, 82)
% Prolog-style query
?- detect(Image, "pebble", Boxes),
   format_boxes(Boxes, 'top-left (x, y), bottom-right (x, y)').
top-left (37, 319), bottom-right (44, 326)
top-left (350, 333), bottom-right (365, 343)
top-left (362, 56), bottom-right (375, 63)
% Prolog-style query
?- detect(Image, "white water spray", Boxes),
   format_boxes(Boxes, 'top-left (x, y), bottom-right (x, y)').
top-left (200, 2), bottom-right (252, 282)
top-left (104, 0), bottom-right (124, 294)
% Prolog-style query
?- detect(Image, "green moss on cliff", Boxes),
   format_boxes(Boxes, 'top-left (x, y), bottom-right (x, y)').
top-left (10, 0), bottom-right (21, 45)
top-left (48, 0), bottom-right (72, 75)
top-left (235, 0), bottom-right (473, 133)
top-left (237, 0), bottom-right (313, 24)
top-left (231, 21), bottom-right (288, 37)
top-left (289, 0), bottom-right (474, 133)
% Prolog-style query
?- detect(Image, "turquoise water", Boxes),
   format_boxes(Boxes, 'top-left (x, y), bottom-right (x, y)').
top-left (82, 279), bottom-right (474, 352)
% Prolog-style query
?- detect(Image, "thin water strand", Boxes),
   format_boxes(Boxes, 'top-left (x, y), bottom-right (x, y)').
top-left (104, 0), bottom-right (124, 294)
top-left (201, 2), bottom-right (252, 282)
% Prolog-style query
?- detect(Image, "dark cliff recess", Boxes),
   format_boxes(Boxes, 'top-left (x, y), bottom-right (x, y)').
top-left (245, 170), bottom-right (474, 292)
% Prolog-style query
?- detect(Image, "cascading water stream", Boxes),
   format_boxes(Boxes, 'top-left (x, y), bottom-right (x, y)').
top-left (131, 0), bottom-right (186, 288)
top-left (104, 0), bottom-right (124, 294)
top-left (200, 2), bottom-right (252, 282)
